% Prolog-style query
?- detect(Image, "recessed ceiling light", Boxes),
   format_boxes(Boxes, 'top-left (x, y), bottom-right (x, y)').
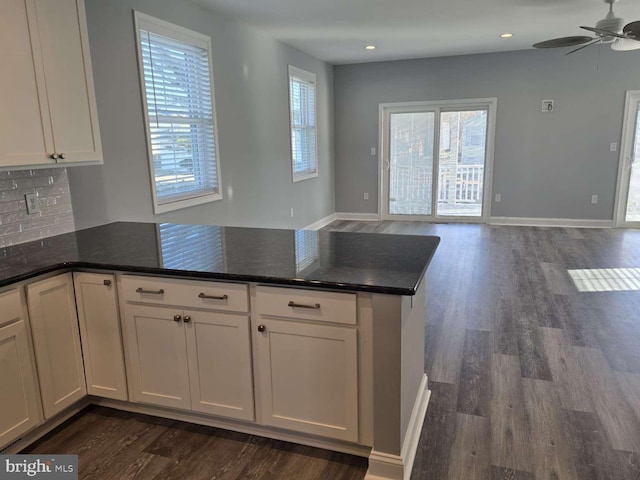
top-left (365, 45), bottom-right (377, 50)
top-left (500, 33), bottom-right (513, 38)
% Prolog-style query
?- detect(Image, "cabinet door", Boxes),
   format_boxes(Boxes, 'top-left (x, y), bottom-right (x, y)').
top-left (0, 0), bottom-right (101, 168)
top-left (123, 305), bottom-right (190, 410)
top-left (27, 274), bottom-right (87, 419)
top-left (0, 0), bottom-right (54, 166)
top-left (34, 0), bottom-right (102, 163)
top-left (255, 318), bottom-right (359, 442)
top-left (74, 273), bottom-right (127, 401)
top-left (185, 311), bottom-right (254, 421)
top-left (0, 291), bottom-right (41, 449)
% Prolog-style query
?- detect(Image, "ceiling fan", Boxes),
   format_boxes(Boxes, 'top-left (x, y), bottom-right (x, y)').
top-left (533, 0), bottom-right (640, 55)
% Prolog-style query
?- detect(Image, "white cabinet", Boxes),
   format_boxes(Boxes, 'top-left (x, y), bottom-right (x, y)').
top-left (74, 273), bottom-right (127, 401)
top-left (123, 305), bottom-right (191, 410)
top-left (254, 286), bottom-right (359, 442)
top-left (122, 276), bottom-right (254, 421)
top-left (0, 0), bottom-right (102, 168)
top-left (27, 273), bottom-right (87, 419)
top-left (0, 289), bottom-right (41, 449)
top-left (186, 309), bottom-right (253, 421)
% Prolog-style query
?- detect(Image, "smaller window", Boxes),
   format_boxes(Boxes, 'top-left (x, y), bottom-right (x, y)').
top-left (288, 66), bottom-right (318, 182)
top-left (134, 12), bottom-right (222, 214)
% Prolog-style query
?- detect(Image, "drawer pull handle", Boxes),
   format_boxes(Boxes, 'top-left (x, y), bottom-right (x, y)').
top-left (103, 279), bottom-right (112, 286)
top-left (174, 315), bottom-right (182, 322)
top-left (136, 288), bottom-right (165, 295)
top-left (198, 292), bottom-right (228, 301)
top-left (288, 301), bottom-right (321, 310)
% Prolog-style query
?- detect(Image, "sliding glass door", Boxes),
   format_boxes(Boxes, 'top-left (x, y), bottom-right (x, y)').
top-left (381, 99), bottom-right (496, 222)
top-left (615, 91), bottom-right (640, 227)
top-left (388, 111), bottom-right (435, 216)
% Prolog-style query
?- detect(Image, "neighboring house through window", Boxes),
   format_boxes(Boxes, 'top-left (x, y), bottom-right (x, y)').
top-left (134, 11), bottom-right (222, 214)
top-left (288, 66), bottom-right (318, 182)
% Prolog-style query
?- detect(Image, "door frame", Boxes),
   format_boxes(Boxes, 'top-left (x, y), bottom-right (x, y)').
top-left (378, 98), bottom-right (497, 223)
top-left (613, 90), bottom-right (640, 228)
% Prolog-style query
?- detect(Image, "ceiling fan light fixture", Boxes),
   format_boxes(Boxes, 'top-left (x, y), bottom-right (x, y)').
top-left (596, 15), bottom-right (625, 42)
top-left (611, 37), bottom-right (640, 50)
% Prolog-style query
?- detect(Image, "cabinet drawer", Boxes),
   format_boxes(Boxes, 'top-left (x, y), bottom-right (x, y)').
top-left (0, 289), bottom-right (24, 327)
top-left (256, 286), bottom-right (356, 325)
top-left (121, 276), bottom-right (248, 313)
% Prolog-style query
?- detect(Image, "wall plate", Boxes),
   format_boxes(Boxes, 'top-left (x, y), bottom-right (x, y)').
top-left (25, 193), bottom-right (40, 214)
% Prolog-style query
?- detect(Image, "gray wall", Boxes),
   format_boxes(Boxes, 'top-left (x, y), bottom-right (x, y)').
top-left (334, 48), bottom-right (640, 220)
top-left (69, 0), bottom-right (334, 230)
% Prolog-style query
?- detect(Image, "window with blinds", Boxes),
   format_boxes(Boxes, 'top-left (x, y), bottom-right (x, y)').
top-left (134, 12), bottom-right (222, 213)
top-left (288, 66), bottom-right (318, 182)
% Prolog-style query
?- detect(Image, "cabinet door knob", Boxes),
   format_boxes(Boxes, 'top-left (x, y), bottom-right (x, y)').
top-left (50, 153), bottom-right (59, 160)
top-left (103, 279), bottom-right (112, 286)
top-left (257, 324), bottom-right (266, 333)
top-left (59, 153), bottom-right (66, 160)
top-left (174, 315), bottom-right (182, 322)
top-left (183, 315), bottom-right (191, 323)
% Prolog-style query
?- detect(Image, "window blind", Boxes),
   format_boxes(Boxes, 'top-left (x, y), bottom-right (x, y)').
top-left (288, 67), bottom-right (317, 179)
top-left (138, 23), bottom-right (220, 207)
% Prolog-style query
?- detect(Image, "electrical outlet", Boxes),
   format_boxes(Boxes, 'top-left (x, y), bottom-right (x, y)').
top-left (370, 147), bottom-right (376, 156)
top-left (25, 193), bottom-right (40, 214)
top-left (364, 192), bottom-right (369, 200)
top-left (495, 193), bottom-right (502, 203)
top-left (610, 142), bottom-right (618, 152)
top-left (290, 208), bottom-right (294, 218)
top-left (591, 195), bottom-right (598, 204)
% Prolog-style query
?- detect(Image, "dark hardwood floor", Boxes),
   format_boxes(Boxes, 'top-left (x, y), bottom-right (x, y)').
top-left (23, 221), bottom-right (640, 479)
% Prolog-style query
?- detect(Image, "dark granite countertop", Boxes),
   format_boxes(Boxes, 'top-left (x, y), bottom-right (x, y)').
top-left (0, 222), bottom-right (440, 295)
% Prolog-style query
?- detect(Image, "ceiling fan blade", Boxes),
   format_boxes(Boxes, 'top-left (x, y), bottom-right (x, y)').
top-left (566, 38), bottom-right (602, 55)
top-left (611, 37), bottom-right (640, 51)
top-left (623, 21), bottom-right (640, 39)
top-left (533, 36), bottom-right (594, 48)
top-left (580, 26), bottom-right (627, 39)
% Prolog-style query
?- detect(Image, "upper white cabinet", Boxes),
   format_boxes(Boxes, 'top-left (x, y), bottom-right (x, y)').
top-left (0, 0), bottom-right (102, 168)
top-left (74, 273), bottom-right (128, 401)
top-left (0, 289), bottom-right (41, 450)
top-left (27, 273), bottom-right (87, 419)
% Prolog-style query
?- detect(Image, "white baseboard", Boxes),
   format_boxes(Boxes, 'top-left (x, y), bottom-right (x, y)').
top-left (303, 213), bottom-right (337, 231)
top-left (365, 450), bottom-right (405, 480)
top-left (401, 374), bottom-right (430, 480)
top-left (335, 212), bottom-right (381, 221)
top-left (489, 216), bottom-right (613, 228)
top-left (365, 374), bottom-right (431, 480)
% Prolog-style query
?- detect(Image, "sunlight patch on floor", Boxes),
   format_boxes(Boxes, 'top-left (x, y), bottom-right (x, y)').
top-left (568, 268), bottom-right (640, 292)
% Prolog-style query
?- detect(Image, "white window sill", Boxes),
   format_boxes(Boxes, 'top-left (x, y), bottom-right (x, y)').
top-left (153, 192), bottom-right (223, 214)
top-left (292, 171), bottom-right (318, 183)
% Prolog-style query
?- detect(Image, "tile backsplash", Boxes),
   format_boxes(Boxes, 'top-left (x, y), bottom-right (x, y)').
top-left (0, 168), bottom-right (75, 248)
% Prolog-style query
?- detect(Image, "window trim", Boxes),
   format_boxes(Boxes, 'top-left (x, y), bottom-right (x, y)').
top-left (133, 11), bottom-right (223, 214)
top-left (287, 65), bottom-right (318, 183)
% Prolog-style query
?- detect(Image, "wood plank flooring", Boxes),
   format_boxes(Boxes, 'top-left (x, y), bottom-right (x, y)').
top-left (22, 221), bottom-right (640, 479)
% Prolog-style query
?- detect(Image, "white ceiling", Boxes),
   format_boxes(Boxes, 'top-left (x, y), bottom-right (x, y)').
top-left (192, 0), bottom-right (640, 64)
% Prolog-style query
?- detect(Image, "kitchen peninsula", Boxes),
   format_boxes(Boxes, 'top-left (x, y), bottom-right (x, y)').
top-left (0, 222), bottom-right (439, 480)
